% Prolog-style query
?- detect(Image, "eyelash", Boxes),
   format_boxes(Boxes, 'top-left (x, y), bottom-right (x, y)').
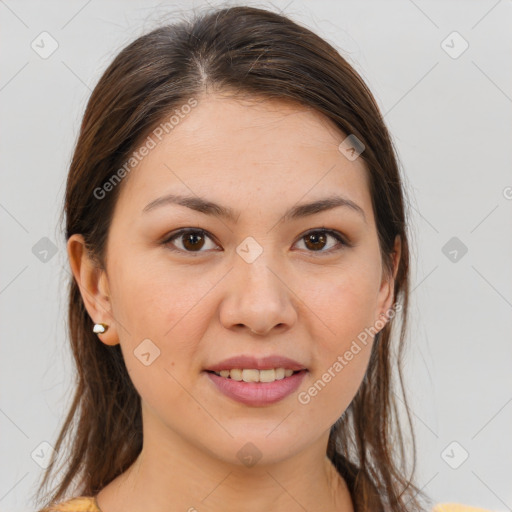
top-left (161, 227), bottom-right (350, 257)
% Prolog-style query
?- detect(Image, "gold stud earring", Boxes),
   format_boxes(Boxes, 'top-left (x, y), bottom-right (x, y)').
top-left (93, 323), bottom-right (109, 334)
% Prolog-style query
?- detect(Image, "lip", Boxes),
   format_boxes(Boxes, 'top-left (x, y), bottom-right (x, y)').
top-left (205, 370), bottom-right (307, 406)
top-left (204, 354), bottom-right (307, 372)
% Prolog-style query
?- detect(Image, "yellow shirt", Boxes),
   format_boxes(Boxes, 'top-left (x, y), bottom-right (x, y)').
top-left (39, 497), bottom-right (100, 511)
top-left (432, 506), bottom-right (494, 512)
top-left (38, 496), bottom-right (495, 511)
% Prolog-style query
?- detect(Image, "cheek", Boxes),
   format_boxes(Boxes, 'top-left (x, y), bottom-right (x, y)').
top-left (297, 345), bottom-right (371, 431)
top-left (296, 280), bottom-right (376, 424)
top-left (109, 254), bottom-right (219, 404)
top-left (110, 252), bottom-right (212, 339)
top-left (111, 259), bottom-right (209, 415)
top-left (307, 260), bottom-right (380, 349)
top-left (298, 262), bottom-right (378, 414)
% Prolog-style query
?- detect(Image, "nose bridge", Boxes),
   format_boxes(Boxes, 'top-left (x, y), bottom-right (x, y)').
top-left (219, 235), bottom-right (297, 334)
top-left (235, 235), bottom-right (282, 295)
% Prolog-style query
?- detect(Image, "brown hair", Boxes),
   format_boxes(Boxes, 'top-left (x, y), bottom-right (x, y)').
top-left (34, 5), bottom-right (432, 511)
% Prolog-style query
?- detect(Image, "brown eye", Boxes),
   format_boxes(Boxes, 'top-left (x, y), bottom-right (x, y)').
top-left (181, 231), bottom-right (205, 251)
top-left (304, 232), bottom-right (328, 251)
top-left (164, 229), bottom-right (218, 254)
top-left (296, 229), bottom-right (347, 254)
top-left (162, 228), bottom-right (348, 257)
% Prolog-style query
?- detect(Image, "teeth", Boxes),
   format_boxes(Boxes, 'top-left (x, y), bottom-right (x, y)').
top-left (242, 369), bottom-right (260, 382)
top-left (213, 367), bottom-right (298, 382)
top-left (230, 369), bottom-right (243, 381)
top-left (275, 368), bottom-right (286, 380)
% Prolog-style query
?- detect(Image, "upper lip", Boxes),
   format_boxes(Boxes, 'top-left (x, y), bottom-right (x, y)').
top-left (205, 355), bottom-right (307, 372)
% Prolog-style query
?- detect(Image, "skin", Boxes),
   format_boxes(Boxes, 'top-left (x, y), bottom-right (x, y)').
top-left (68, 92), bottom-right (400, 512)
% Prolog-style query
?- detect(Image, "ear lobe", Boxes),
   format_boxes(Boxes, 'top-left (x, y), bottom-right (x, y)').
top-left (391, 234), bottom-right (401, 281)
top-left (66, 234), bottom-right (119, 346)
top-left (376, 235), bottom-right (401, 322)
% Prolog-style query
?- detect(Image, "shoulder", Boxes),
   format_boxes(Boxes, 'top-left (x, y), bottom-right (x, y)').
top-left (38, 496), bottom-right (100, 512)
top-left (432, 503), bottom-right (495, 512)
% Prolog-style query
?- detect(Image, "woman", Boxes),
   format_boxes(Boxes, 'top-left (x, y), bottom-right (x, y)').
top-left (34, 5), bottom-right (491, 512)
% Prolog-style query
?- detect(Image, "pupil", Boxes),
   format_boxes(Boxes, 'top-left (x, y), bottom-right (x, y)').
top-left (184, 232), bottom-right (204, 251)
top-left (306, 232), bottom-right (326, 251)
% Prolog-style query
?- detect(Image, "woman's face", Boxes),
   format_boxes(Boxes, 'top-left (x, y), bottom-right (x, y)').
top-left (71, 93), bottom-right (398, 467)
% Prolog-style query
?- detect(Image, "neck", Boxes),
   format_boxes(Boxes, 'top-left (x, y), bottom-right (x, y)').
top-left (96, 422), bottom-right (353, 512)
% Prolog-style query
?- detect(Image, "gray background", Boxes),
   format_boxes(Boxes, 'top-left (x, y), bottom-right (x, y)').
top-left (1, 1), bottom-right (511, 511)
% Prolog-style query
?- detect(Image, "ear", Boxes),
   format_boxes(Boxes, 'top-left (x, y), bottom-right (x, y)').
top-left (67, 234), bottom-right (119, 346)
top-left (375, 234), bottom-right (401, 325)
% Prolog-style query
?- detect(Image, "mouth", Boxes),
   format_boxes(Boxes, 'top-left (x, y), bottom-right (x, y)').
top-left (204, 368), bottom-right (308, 406)
top-left (205, 368), bottom-right (307, 383)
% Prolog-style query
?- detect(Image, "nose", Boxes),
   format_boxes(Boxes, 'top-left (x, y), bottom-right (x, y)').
top-left (219, 254), bottom-right (298, 337)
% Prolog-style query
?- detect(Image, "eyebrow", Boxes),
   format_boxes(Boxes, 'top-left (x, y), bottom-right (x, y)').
top-left (142, 193), bottom-right (366, 224)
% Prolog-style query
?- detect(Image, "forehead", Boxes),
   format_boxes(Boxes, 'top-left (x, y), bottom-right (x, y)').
top-left (117, 93), bottom-right (371, 220)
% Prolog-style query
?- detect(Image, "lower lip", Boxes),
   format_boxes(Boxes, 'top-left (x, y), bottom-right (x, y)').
top-left (205, 370), bottom-right (307, 406)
